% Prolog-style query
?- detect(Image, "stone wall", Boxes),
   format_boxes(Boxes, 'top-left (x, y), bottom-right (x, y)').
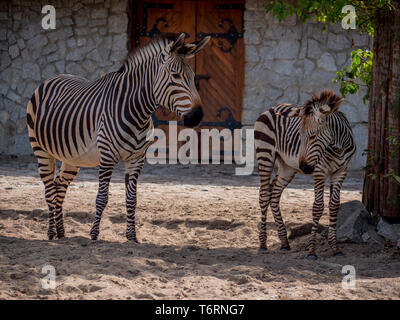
top-left (0, 0), bottom-right (129, 155)
top-left (243, 0), bottom-right (370, 170)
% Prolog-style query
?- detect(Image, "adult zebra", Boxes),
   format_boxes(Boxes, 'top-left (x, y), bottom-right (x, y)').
top-left (254, 90), bottom-right (356, 259)
top-left (26, 33), bottom-right (210, 241)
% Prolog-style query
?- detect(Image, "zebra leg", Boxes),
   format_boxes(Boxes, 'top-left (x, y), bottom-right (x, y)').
top-left (307, 174), bottom-right (326, 260)
top-left (124, 157), bottom-right (145, 242)
top-left (269, 163), bottom-right (296, 250)
top-left (28, 116), bottom-right (57, 239)
top-left (36, 154), bottom-right (57, 240)
top-left (90, 164), bottom-right (114, 240)
top-left (328, 171), bottom-right (347, 256)
top-left (53, 162), bottom-right (79, 239)
top-left (257, 151), bottom-right (276, 250)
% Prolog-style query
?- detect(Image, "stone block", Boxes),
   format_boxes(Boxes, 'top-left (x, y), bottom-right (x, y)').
top-left (273, 60), bottom-right (294, 76)
top-left (317, 52), bottom-right (337, 71)
top-left (112, 34), bottom-right (127, 52)
top-left (42, 64), bottom-right (56, 79)
top-left (108, 14), bottom-right (128, 33)
top-left (73, 15), bottom-right (88, 27)
top-left (307, 39), bottom-right (322, 59)
top-left (91, 9), bottom-right (108, 19)
top-left (55, 60), bottom-right (65, 74)
top-left (327, 33), bottom-right (349, 51)
top-left (259, 43), bottom-right (276, 60)
top-left (244, 29), bottom-right (261, 45)
top-left (348, 123), bottom-right (368, 170)
top-left (66, 62), bottom-right (86, 76)
top-left (8, 44), bottom-right (19, 59)
top-left (245, 45), bottom-right (259, 63)
top-left (274, 40), bottom-right (300, 59)
top-left (26, 34), bottom-right (48, 50)
top-left (22, 62), bottom-right (40, 81)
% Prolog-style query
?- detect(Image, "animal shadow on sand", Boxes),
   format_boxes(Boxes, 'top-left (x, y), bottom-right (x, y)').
top-left (1, 209), bottom-right (400, 293)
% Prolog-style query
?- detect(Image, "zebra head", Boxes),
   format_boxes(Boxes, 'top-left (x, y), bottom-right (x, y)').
top-left (154, 33), bottom-right (211, 128)
top-left (287, 89), bottom-right (344, 174)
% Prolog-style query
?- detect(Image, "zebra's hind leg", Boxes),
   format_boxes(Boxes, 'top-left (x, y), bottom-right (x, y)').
top-left (124, 156), bottom-right (145, 242)
top-left (53, 162), bottom-right (79, 239)
top-left (34, 151), bottom-right (57, 240)
top-left (90, 163), bottom-right (114, 240)
top-left (269, 162), bottom-right (296, 250)
top-left (328, 171), bottom-right (347, 256)
top-left (257, 151), bottom-right (276, 250)
top-left (307, 173), bottom-right (326, 260)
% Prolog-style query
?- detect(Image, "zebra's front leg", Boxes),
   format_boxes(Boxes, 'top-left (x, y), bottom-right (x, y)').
top-left (307, 175), bottom-right (326, 260)
top-left (90, 164), bottom-right (114, 240)
top-left (328, 171), bottom-right (346, 256)
top-left (270, 164), bottom-right (295, 250)
top-left (124, 157), bottom-right (145, 242)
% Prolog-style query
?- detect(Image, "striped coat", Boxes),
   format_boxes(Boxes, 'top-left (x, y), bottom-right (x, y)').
top-left (254, 90), bottom-right (355, 259)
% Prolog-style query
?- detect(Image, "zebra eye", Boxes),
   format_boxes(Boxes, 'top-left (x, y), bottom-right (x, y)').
top-left (171, 72), bottom-right (181, 80)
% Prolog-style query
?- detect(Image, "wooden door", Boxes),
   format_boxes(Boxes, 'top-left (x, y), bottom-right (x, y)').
top-left (195, 0), bottom-right (244, 161)
top-left (132, 0), bottom-right (244, 162)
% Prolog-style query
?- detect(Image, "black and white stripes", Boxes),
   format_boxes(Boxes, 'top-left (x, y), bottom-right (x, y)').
top-left (254, 89), bottom-right (356, 259)
top-left (27, 34), bottom-right (210, 241)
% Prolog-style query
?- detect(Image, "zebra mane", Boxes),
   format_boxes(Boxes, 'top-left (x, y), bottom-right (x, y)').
top-left (304, 89), bottom-right (343, 109)
top-left (119, 35), bottom-right (178, 72)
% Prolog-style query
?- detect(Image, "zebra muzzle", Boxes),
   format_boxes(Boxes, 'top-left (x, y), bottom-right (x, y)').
top-left (183, 106), bottom-right (203, 128)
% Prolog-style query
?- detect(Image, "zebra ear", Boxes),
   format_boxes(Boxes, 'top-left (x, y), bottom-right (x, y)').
top-left (169, 33), bottom-right (187, 53)
top-left (183, 36), bottom-right (211, 59)
top-left (320, 97), bottom-right (344, 115)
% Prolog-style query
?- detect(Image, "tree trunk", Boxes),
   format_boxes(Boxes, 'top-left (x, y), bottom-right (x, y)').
top-left (362, 4), bottom-right (400, 219)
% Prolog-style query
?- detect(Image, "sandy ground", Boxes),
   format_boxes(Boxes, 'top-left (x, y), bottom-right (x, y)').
top-left (0, 156), bottom-right (399, 300)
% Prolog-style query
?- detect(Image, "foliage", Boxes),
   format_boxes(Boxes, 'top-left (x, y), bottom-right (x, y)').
top-left (265, 0), bottom-right (392, 35)
top-left (333, 49), bottom-right (373, 104)
top-left (264, 0), bottom-right (392, 100)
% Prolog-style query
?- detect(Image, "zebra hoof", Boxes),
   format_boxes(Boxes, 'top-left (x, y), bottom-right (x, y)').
top-left (127, 237), bottom-right (139, 243)
top-left (280, 245), bottom-right (291, 251)
top-left (258, 247), bottom-right (268, 254)
top-left (307, 254), bottom-right (318, 260)
top-left (90, 233), bottom-right (98, 241)
top-left (57, 232), bottom-right (65, 239)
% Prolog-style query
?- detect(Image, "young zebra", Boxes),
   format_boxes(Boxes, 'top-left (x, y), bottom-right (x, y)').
top-left (26, 34), bottom-right (210, 241)
top-left (254, 90), bottom-right (356, 259)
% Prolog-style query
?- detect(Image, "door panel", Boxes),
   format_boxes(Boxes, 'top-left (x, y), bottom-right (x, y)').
top-left (195, 0), bottom-right (244, 160)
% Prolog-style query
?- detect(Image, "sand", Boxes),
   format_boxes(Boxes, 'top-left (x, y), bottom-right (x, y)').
top-left (0, 156), bottom-right (399, 300)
